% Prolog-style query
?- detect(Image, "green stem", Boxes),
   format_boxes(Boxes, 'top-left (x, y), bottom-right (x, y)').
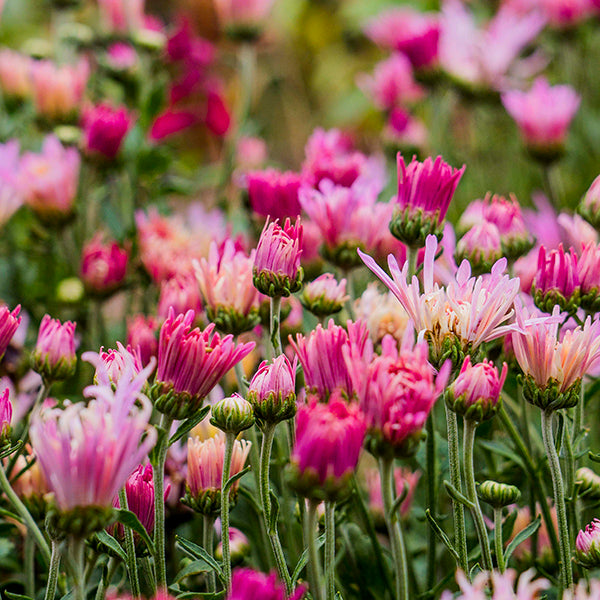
top-left (542, 164), bottom-right (558, 209)
top-left (119, 488), bottom-right (140, 597)
top-left (541, 409), bottom-right (573, 592)
top-left (270, 296), bottom-right (282, 357)
top-left (379, 457), bottom-right (408, 600)
top-left (498, 404), bottom-right (560, 563)
top-left (445, 404), bottom-right (468, 574)
top-left (425, 413), bottom-right (437, 589)
top-left (494, 508), bottom-right (505, 573)
top-left (70, 538), bottom-right (85, 600)
top-left (259, 424), bottom-right (292, 594)
top-left (306, 500), bottom-right (323, 600)
top-left (94, 557), bottom-right (116, 600)
top-left (463, 419), bottom-right (493, 571)
top-left (45, 540), bottom-right (61, 600)
top-left (25, 532), bottom-right (35, 599)
top-left (0, 463), bottom-right (50, 563)
top-left (221, 432), bottom-right (235, 591)
top-left (324, 502), bottom-right (336, 600)
top-left (406, 246), bottom-right (417, 280)
top-left (152, 413), bottom-right (173, 590)
top-left (203, 515), bottom-right (216, 593)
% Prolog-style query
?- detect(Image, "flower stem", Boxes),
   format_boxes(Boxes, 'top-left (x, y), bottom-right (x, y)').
top-left (379, 457), bottom-right (409, 600)
top-left (25, 532), bottom-right (35, 599)
top-left (306, 500), bottom-right (323, 600)
top-left (70, 538), bottom-right (85, 600)
top-left (119, 487), bottom-right (141, 597)
top-left (221, 432), bottom-right (235, 591)
top-left (425, 412), bottom-right (437, 589)
top-left (152, 413), bottom-right (173, 590)
top-left (494, 508), bottom-right (505, 573)
top-left (203, 515), bottom-right (216, 593)
top-left (324, 502), bottom-right (336, 600)
top-left (541, 409), bottom-right (573, 591)
top-left (45, 540), bottom-right (61, 600)
top-left (463, 419), bottom-right (493, 571)
top-left (259, 424), bottom-right (292, 594)
top-left (0, 462), bottom-right (50, 563)
top-left (445, 404), bottom-right (468, 574)
top-left (406, 246), bottom-right (417, 280)
top-left (95, 557), bottom-right (117, 600)
top-left (270, 296), bottom-right (282, 357)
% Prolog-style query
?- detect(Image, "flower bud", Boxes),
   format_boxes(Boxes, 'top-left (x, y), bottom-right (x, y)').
top-left (82, 103), bottom-right (134, 161)
top-left (477, 480), bottom-right (521, 508)
top-left (32, 315), bottom-right (77, 382)
top-left (520, 374), bottom-right (581, 412)
top-left (576, 519), bottom-right (600, 568)
top-left (446, 357), bottom-right (507, 423)
top-left (0, 305), bottom-right (21, 360)
top-left (576, 467), bottom-right (600, 501)
top-left (579, 175), bottom-right (600, 231)
top-left (210, 394), bottom-right (255, 435)
top-left (456, 222), bottom-right (503, 274)
top-left (247, 355), bottom-right (297, 427)
top-left (0, 389), bottom-right (12, 446)
top-left (577, 242), bottom-right (600, 313)
top-left (80, 235), bottom-right (128, 296)
top-left (215, 527), bottom-right (250, 564)
top-left (300, 273), bottom-right (349, 318)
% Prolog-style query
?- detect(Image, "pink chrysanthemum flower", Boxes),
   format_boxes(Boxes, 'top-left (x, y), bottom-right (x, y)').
top-left (301, 273), bottom-right (349, 318)
top-left (347, 334), bottom-right (449, 457)
top-left (98, 342), bottom-right (144, 384)
top-left (29, 354), bottom-right (156, 533)
top-left (0, 388), bottom-right (12, 442)
top-left (0, 305), bottom-right (21, 360)
top-left (80, 234), bottom-right (128, 295)
top-left (0, 140), bottom-right (22, 228)
top-left (289, 396), bottom-right (366, 501)
top-left (245, 169), bottom-right (303, 221)
top-left (563, 580), bottom-right (600, 600)
top-left (512, 303), bottom-right (600, 409)
top-left (228, 567), bottom-right (306, 600)
top-left (213, 0), bottom-right (274, 39)
top-left (82, 103), bottom-right (134, 160)
top-left (158, 273), bottom-right (203, 320)
top-left (290, 319), bottom-right (369, 400)
top-left (364, 466), bottom-right (420, 521)
top-left (194, 239), bottom-right (260, 335)
top-left (0, 50), bottom-right (33, 101)
top-left (456, 221), bottom-right (503, 272)
top-left (576, 518), bottom-right (600, 568)
top-left (577, 241), bottom-right (600, 311)
top-left (359, 234), bottom-right (521, 366)
top-left (98, 0), bottom-right (146, 34)
top-left (253, 218), bottom-right (303, 297)
top-left (502, 77), bottom-right (580, 160)
top-left (532, 244), bottom-right (580, 313)
top-left (127, 315), bottom-right (158, 367)
top-left (152, 308), bottom-right (255, 419)
top-left (33, 315), bottom-right (76, 382)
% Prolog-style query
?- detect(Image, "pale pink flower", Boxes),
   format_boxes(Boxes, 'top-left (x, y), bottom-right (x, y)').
top-left (564, 580), bottom-right (600, 600)
top-left (357, 54), bottom-right (424, 111)
top-left (442, 569), bottom-right (549, 599)
top-left (0, 140), bottom-right (23, 227)
top-left (158, 273), bottom-right (203, 320)
top-left (98, 342), bottom-right (144, 384)
top-left (30, 58), bottom-right (89, 121)
top-left (127, 315), bottom-right (158, 367)
top-left (364, 467), bottom-right (421, 520)
top-left (106, 43), bottom-right (138, 72)
top-left (236, 136), bottom-right (267, 172)
top-left (212, 0), bottom-right (274, 33)
top-left (29, 355), bottom-right (157, 511)
top-left (98, 0), bottom-right (146, 33)
top-left (33, 315), bottom-right (76, 381)
top-left (0, 50), bottom-right (33, 101)
top-left (301, 273), bottom-right (348, 317)
top-left (456, 222), bottom-right (503, 268)
top-left (19, 135), bottom-right (80, 222)
top-left (503, 0), bottom-right (596, 28)
top-left (502, 77), bottom-right (580, 153)
top-left (383, 108), bottom-right (428, 152)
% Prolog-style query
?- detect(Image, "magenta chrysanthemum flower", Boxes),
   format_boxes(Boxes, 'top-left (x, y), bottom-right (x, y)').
top-left (0, 304), bottom-right (21, 360)
top-left (245, 169), bottom-right (303, 220)
top-left (253, 217), bottom-right (303, 297)
top-left (347, 335), bottom-right (449, 457)
top-left (80, 234), bottom-right (128, 295)
top-left (576, 241), bottom-right (600, 311)
top-left (32, 315), bottom-right (76, 382)
top-left (290, 319), bottom-right (369, 400)
top-left (82, 103), bottom-right (134, 160)
top-left (532, 244), bottom-right (580, 313)
top-left (153, 308), bottom-right (255, 419)
top-left (29, 354), bottom-right (157, 530)
top-left (0, 388), bottom-right (12, 441)
top-left (502, 77), bottom-right (580, 160)
top-left (576, 519), bottom-right (600, 568)
top-left (98, 342), bottom-right (145, 384)
top-left (229, 568), bottom-right (306, 600)
top-left (289, 396), bottom-right (366, 501)
top-left (158, 273), bottom-right (203, 320)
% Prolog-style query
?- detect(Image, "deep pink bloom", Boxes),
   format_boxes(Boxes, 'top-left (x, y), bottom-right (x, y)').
top-left (155, 308), bottom-right (255, 417)
top-left (365, 8), bottom-right (440, 69)
top-left (80, 235), bottom-right (128, 294)
top-left (30, 354), bottom-right (156, 512)
top-left (578, 242), bottom-right (600, 301)
top-left (229, 568), bottom-right (305, 600)
top-left (502, 78), bottom-right (580, 152)
top-left (504, 0), bottom-right (596, 28)
top-left (149, 110), bottom-right (198, 141)
top-left (166, 19), bottom-right (215, 65)
top-left (33, 315), bottom-right (76, 381)
top-left (0, 305), bottom-right (21, 360)
top-left (127, 315), bottom-right (158, 367)
top-left (158, 274), bottom-right (203, 320)
top-left (205, 89), bottom-right (231, 137)
top-left (248, 354), bottom-right (296, 406)
top-left (290, 320), bottom-right (369, 399)
top-left (357, 54), bottom-right (424, 111)
top-left (82, 103), bottom-right (134, 160)
top-left (0, 388), bottom-right (12, 439)
top-left (245, 169), bottom-right (303, 220)
top-left (347, 335), bottom-right (449, 455)
top-left (395, 154), bottom-right (465, 224)
top-left (19, 135), bottom-right (80, 222)
top-left (384, 108), bottom-right (428, 151)
top-left (533, 244), bottom-right (580, 303)
top-left (29, 58), bottom-right (89, 121)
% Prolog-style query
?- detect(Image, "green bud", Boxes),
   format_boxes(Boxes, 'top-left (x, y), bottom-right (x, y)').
top-left (478, 480), bottom-right (521, 508)
top-left (210, 394), bottom-right (255, 435)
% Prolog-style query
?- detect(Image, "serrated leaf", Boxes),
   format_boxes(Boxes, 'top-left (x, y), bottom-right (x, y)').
top-left (443, 481), bottom-right (475, 510)
top-left (115, 509), bottom-right (155, 556)
top-left (504, 516), bottom-right (541, 566)
top-left (291, 533), bottom-right (326, 585)
top-left (169, 407), bottom-right (211, 447)
top-left (95, 530), bottom-right (128, 563)
top-left (224, 466), bottom-right (251, 495)
top-left (174, 559), bottom-right (214, 582)
top-left (424, 509), bottom-right (459, 561)
top-left (175, 535), bottom-right (224, 582)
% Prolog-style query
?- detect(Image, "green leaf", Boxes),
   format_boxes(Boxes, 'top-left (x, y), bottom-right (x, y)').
top-left (424, 509), bottom-right (459, 561)
top-left (0, 441), bottom-right (22, 460)
top-left (169, 406), bottom-right (211, 446)
top-left (588, 450), bottom-right (600, 463)
top-left (115, 509), bottom-right (155, 556)
top-left (95, 530), bottom-right (128, 563)
top-left (477, 440), bottom-right (525, 470)
top-left (504, 516), bottom-right (541, 566)
top-left (224, 466), bottom-right (251, 495)
top-left (390, 482), bottom-right (409, 520)
top-left (291, 533), bottom-right (326, 585)
top-left (268, 490), bottom-right (280, 535)
top-left (443, 481), bottom-right (475, 510)
top-left (149, 426), bottom-right (168, 465)
top-left (5, 592), bottom-right (33, 600)
top-left (174, 559), bottom-right (214, 582)
top-left (175, 535), bottom-right (224, 582)
top-left (555, 413), bottom-right (564, 454)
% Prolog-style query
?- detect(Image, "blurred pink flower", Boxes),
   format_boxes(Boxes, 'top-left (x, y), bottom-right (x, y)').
top-left (364, 466), bottom-right (420, 520)
top-left (0, 50), bottom-right (33, 101)
top-left (236, 136), bottom-right (267, 172)
top-left (245, 169), bottom-right (304, 220)
top-left (33, 315), bottom-right (76, 382)
top-left (213, 0), bottom-right (275, 35)
top-left (0, 388), bottom-right (12, 439)
top-left (228, 567), bottom-right (305, 600)
top-left (106, 43), bottom-right (138, 72)
top-left (98, 342), bottom-right (144, 385)
top-left (127, 315), bottom-right (158, 367)
top-left (98, 0), bottom-right (146, 33)
top-left (158, 273), bottom-right (203, 320)
top-left (80, 235), bottom-right (128, 295)
top-left (82, 103), bottom-right (134, 160)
